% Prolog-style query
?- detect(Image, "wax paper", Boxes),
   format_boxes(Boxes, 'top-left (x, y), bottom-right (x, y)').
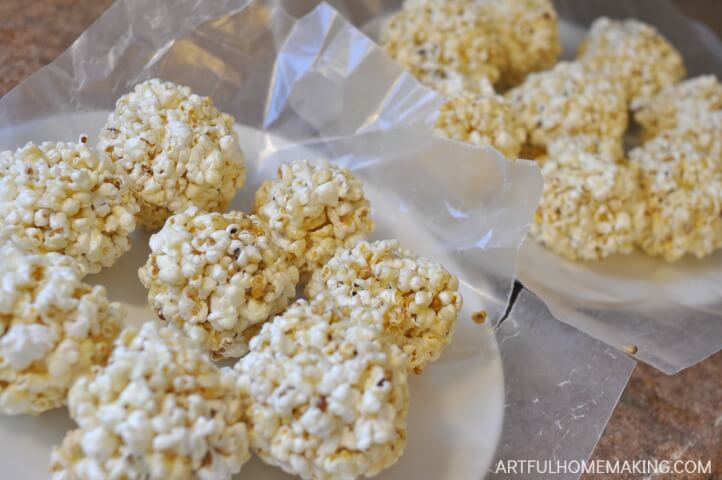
top-left (490, 290), bottom-right (635, 480)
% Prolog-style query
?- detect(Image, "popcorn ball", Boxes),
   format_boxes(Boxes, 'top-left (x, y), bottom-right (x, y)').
top-left (98, 79), bottom-right (246, 229)
top-left (505, 62), bottom-right (628, 149)
top-left (421, 68), bottom-right (493, 99)
top-left (233, 299), bottom-right (409, 480)
top-left (381, 0), bottom-right (505, 94)
top-left (531, 136), bottom-right (645, 261)
top-left (0, 245), bottom-right (123, 415)
top-left (0, 140), bottom-right (138, 274)
top-left (634, 75), bottom-right (722, 140)
top-left (486, 0), bottom-right (561, 88)
top-left (577, 17), bottom-right (686, 109)
top-left (254, 159), bottom-right (374, 275)
top-left (306, 239), bottom-right (462, 373)
top-left (629, 126), bottom-right (722, 261)
top-left (51, 322), bottom-right (250, 480)
top-left (138, 207), bottom-right (298, 359)
top-left (435, 87), bottom-right (526, 159)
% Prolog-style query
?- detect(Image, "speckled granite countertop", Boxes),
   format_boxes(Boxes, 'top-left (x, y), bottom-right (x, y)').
top-left (1, 1), bottom-right (720, 478)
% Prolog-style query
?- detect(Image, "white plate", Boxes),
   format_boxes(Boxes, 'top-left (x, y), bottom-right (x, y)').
top-left (0, 112), bottom-right (504, 479)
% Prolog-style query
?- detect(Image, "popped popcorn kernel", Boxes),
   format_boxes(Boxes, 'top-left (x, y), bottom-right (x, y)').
top-left (577, 17), bottom-right (686, 109)
top-left (381, 0), bottom-right (505, 94)
top-left (98, 79), bottom-right (246, 229)
top-left (630, 125), bottom-right (722, 261)
top-left (531, 136), bottom-right (645, 261)
top-left (0, 245), bottom-right (123, 415)
top-left (505, 62), bottom-right (628, 149)
top-left (232, 299), bottom-right (409, 480)
top-left (306, 239), bottom-right (462, 373)
top-left (634, 75), bottom-right (722, 140)
top-left (51, 322), bottom-right (250, 480)
top-left (138, 206), bottom-right (299, 359)
top-left (0, 140), bottom-right (138, 274)
top-left (487, 0), bottom-right (561, 88)
top-left (254, 159), bottom-right (374, 275)
top-left (435, 87), bottom-right (526, 159)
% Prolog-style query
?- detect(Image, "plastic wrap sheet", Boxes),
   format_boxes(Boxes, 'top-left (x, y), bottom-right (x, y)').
top-left (490, 290), bottom-right (636, 480)
top-left (0, 0), bottom-right (440, 142)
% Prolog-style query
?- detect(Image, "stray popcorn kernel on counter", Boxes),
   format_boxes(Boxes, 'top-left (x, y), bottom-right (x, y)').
top-left (98, 79), bottom-right (246, 229)
top-left (306, 239), bottom-right (462, 373)
top-left (51, 322), bottom-right (250, 480)
top-left (530, 136), bottom-right (645, 261)
top-left (254, 159), bottom-right (374, 276)
top-left (0, 245), bottom-right (123, 415)
top-left (505, 62), bottom-right (628, 150)
top-left (138, 206), bottom-right (299, 359)
top-left (0, 140), bottom-right (138, 274)
top-left (232, 299), bottom-right (409, 480)
top-left (577, 17), bottom-right (686, 110)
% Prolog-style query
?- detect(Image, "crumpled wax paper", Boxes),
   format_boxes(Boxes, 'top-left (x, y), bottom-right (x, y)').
top-left (333, 0), bottom-right (722, 375)
top-left (490, 289), bottom-right (635, 480)
top-left (0, 0), bottom-right (637, 478)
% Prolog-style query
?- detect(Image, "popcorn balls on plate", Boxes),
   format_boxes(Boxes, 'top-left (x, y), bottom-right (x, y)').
top-left (254, 159), bottom-right (374, 275)
top-left (381, 0), bottom-right (505, 93)
top-left (0, 245), bottom-right (123, 415)
top-left (486, 0), bottom-right (561, 89)
top-left (577, 17), bottom-right (686, 109)
top-left (505, 62), bottom-right (628, 149)
top-left (629, 126), bottom-right (722, 262)
top-left (98, 79), bottom-right (246, 230)
top-left (435, 88), bottom-right (526, 159)
top-left (634, 75), bottom-right (722, 140)
top-left (138, 206), bottom-right (298, 359)
top-left (0, 140), bottom-right (138, 275)
top-left (306, 239), bottom-right (462, 373)
top-left (531, 136), bottom-right (645, 261)
top-left (51, 322), bottom-right (250, 480)
top-left (233, 299), bottom-right (409, 480)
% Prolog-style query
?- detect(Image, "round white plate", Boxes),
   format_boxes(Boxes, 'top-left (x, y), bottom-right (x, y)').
top-left (0, 112), bottom-right (504, 479)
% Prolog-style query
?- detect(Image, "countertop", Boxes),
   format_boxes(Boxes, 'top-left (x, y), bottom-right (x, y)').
top-left (0, 1), bottom-right (720, 479)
